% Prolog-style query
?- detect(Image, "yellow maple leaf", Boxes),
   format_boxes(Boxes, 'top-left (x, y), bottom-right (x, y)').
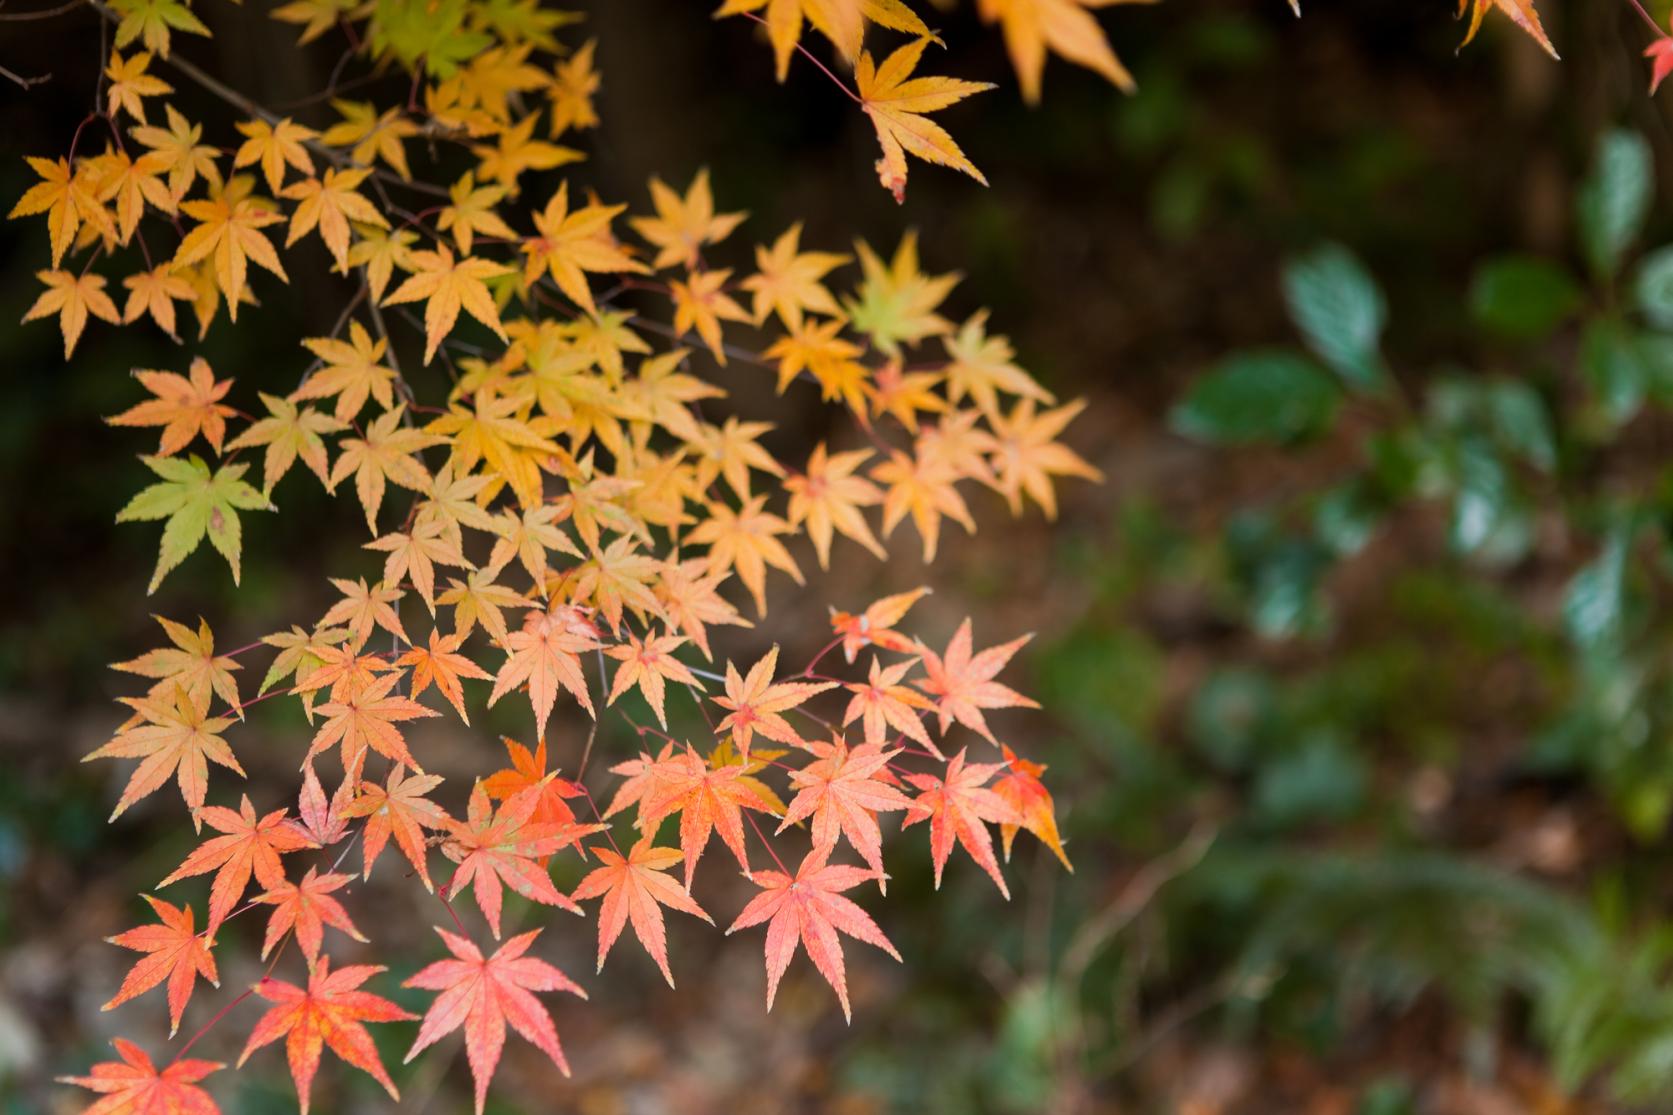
top-left (104, 50), bottom-right (173, 123)
top-left (122, 264), bottom-right (195, 338)
top-left (670, 268), bottom-right (751, 365)
top-left (233, 116), bottom-right (318, 195)
top-left (382, 244), bottom-right (511, 364)
top-left (281, 167), bottom-right (388, 272)
top-left (23, 269), bottom-right (121, 358)
top-left (8, 156), bottom-right (112, 268)
top-left (630, 169), bottom-right (748, 271)
top-left (520, 181), bottom-right (645, 316)
top-left (975, 0), bottom-right (1148, 104)
top-left (856, 38), bottom-right (994, 203)
top-left (172, 188), bottom-right (288, 319)
top-left (714, 0), bottom-right (934, 81)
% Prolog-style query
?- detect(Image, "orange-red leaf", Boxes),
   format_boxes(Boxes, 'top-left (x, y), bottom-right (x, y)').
top-left (59, 1038), bottom-right (222, 1115)
top-left (901, 748), bottom-right (1023, 898)
top-left (102, 895), bottom-right (218, 1036)
top-left (158, 794), bottom-right (317, 929)
top-left (570, 837), bottom-right (712, 986)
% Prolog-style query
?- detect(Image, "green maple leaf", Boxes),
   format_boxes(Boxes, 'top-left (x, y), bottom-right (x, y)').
top-left (116, 455), bottom-right (274, 594)
top-left (108, 0), bottom-right (210, 57)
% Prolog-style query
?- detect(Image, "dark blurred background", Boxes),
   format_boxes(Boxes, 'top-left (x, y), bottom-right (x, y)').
top-left (6, 0), bottom-right (1673, 1112)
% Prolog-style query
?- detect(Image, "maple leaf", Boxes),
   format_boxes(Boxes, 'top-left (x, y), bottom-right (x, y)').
top-left (321, 100), bottom-right (418, 179)
top-left (992, 744), bottom-right (1071, 870)
top-left (1457, 0), bottom-right (1558, 59)
top-left (520, 180), bottom-right (645, 315)
top-left (943, 309), bottom-right (1054, 416)
top-left (121, 264), bottom-right (196, 339)
top-left (856, 38), bottom-right (993, 203)
top-left (287, 643), bottom-right (394, 709)
top-left (255, 867), bottom-right (367, 965)
top-left (403, 927), bottom-right (587, 1113)
top-left (295, 321), bottom-right (398, 421)
top-left (85, 685), bottom-right (242, 824)
top-left (917, 618), bottom-right (1039, 743)
top-left (869, 443), bottom-right (975, 563)
top-left (602, 741), bottom-right (679, 821)
top-left (159, 794), bottom-right (317, 929)
top-left (670, 267), bottom-right (751, 364)
top-left (725, 848), bottom-right (900, 1021)
top-left (902, 748), bottom-right (1024, 897)
top-left (487, 606), bottom-right (603, 738)
top-left (712, 645), bottom-right (837, 757)
top-left (571, 536), bottom-right (666, 634)
top-left (976, 0), bottom-right (1143, 103)
top-left (308, 671), bottom-right (441, 775)
top-left (59, 1038), bottom-right (222, 1115)
top-left (843, 231), bottom-right (958, 355)
top-left (480, 736), bottom-right (585, 829)
top-left (484, 502), bottom-right (580, 587)
top-left (690, 415), bottom-right (786, 499)
top-left (571, 837), bottom-right (713, 986)
top-left (550, 37), bottom-right (601, 134)
top-left (630, 169), bottom-right (747, 271)
top-left (239, 958), bottom-right (416, 1114)
top-left (714, 0), bottom-right (934, 80)
top-left (112, 614), bottom-right (241, 714)
top-left (259, 625), bottom-right (350, 717)
top-left (116, 455), bottom-right (273, 593)
top-left (987, 397), bottom-right (1102, 519)
top-left (1648, 35), bottom-right (1673, 94)
top-left (367, 522), bottom-right (472, 614)
top-left (777, 738), bottom-right (910, 885)
top-left (282, 167), bottom-right (388, 271)
top-left (866, 359), bottom-right (948, 432)
top-left (438, 569), bottom-right (531, 647)
top-left (687, 495), bottom-right (804, 618)
top-left (424, 388), bottom-right (562, 511)
top-left (785, 443), bottom-right (886, 569)
top-left (415, 461), bottom-right (498, 546)
top-left (656, 558), bottom-right (751, 660)
top-left (829, 585), bottom-right (929, 664)
top-left (328, 404), bottom-right (445, 533)
top-left (102, 894), bottom-right (218, 1035)
top-left (172, 191), bottom-right (288, 320)
top-left (742, 222), bottom-right (848, 329)
top-left (319, 575), bottom-right (409, 649)
top-left (383, 244), bottom-right (511, 364)
top-left (9, 156), bottom-right (111, 268)
top-left (438, 171), bottom-right (518, 254)
top-left (605, 631), bottom-right (702, 729)
top-left (470, 113), bottom-right (583, 191)
top-left (233, 116), bottom-right (317, 194)
top-left (104, 49), bottom-right (173, 123)
top-left (224, 393), bottom-right (346, 494)
top-left (441, 781), bottom-right (599, 937)
top-left (640, 747), bottom-right (778, 889)
top-left (396, 628), bottom-right (492, 721)
top-left (346, 223), bottom-right (419, 304)
top-left (292, 761), bottom-right (353, 846)
top-left (342, 764), bottom-right (447, 890)
top-left (22, 269), bottom-right (120, 358)
top-left (131, 104), bottom-right (221, 201)
top-left (106, 358), bottom-right (236, 457)
top-left (844, 656), bottom-right (938, 752)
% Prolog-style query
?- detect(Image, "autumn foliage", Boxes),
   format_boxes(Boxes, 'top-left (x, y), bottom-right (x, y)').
top-left (5, 0), bottom-right (1596, 1110)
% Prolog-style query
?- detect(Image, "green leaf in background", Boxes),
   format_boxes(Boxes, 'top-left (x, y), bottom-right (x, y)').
top-left (1486, 379), bottom-right (1557, 472)
top-left (1581, 319), bottom-right (1649, 427)
top-left (1564, 526), bottom-right (1630, 649)
top-left (1634, 245), bottom-right (1673, 329)
top-left (1282, 243), bottom-right (1388, 390)
top-left (1448, 437), bottom-right (1529, 563)
top-left (1251, 733), bottom-right (1367, 829)
top-left (1313, 480), bottom-right (1383, 557)
top-left (1170, 350), bottom-right (1340, 445)
top-left (1577, 129), bottom-right (1653, 280)
top-left (1469, 256), bottom-right (1582, 341)
top-left (1225, 511), bottom-right (1333, 638)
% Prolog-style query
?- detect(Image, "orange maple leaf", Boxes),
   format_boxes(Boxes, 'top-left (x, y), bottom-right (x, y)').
top-left (570, 837), bottom-right (713, 986)
top-left (604, 631), bottom-right (702, 729)
top-left (102, 894), bottom-right (219, 1036)
top-left (901, 748), bottom-right (1024, 898)
top-left (856, 38), bottom-right (993, 203)
top-left (776, 738), bottom-right (910, 886)
top-left (239, 958), bottom-right (416, 1114)
top-left (712, 645), bottom-right (837, 757)
top-left (916, 618), bottom-right (1039, 743)
top-left (106, 357), bottom-right (236, 457)
top-left (341, 764), bottom-right (447, 890)
top-left (158, 794), bottom-right (317, 929)
top-left (440, 781), bottom-right (598, 937)
top-left (487, 606), bottom-right (603, 739)
top-left (829, 585), bottom-right (929, 664)
top-left (254, 867), bottom-right (367, 965)
top-left (59, 1039), bottom-right (222, 1115)
top-left (640, 747), bottom-right (777, 889)
top-left (993, 744), bottom-right (1072, 870)
top-left (307, 671), bottom-right (441, 775)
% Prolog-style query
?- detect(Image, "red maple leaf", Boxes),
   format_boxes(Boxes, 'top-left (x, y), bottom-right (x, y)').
top-left (777, 739), bottom-right (910, 889)
top-left (600, 741), bottom-right (678, 821)
top-left (440, 780), bottom-right (599, 937)
top-left (254, 867), bottom-right (367, 965)
top-left (829, 586), bottom-right (929, 664)
top-left (59, 1038), bottom-right (222, 1115)
top-left (291, 762), bottom-right (353, 847)
top-left (724, 848), bottom-right (900, 1021)
top-left (395, 628), bottom-right (492, 723)
top-left (341, 763), bottom-right (447, 891)
top-left (239, 958), bottom-right (416, 1114)
top-left (403, 927), bottom-right (587, 1114)
top-left (158, 795), bottom-right (317, 929)
top-left (1648, 35), bottom-right (1673, 94)
top-left (569, 837), bottom-right (712, 986)
top-left (901, 748), bottom-right (1024, 898)
top-left (916, 619), bottom-right (1038, 744)
top-left (102, 895), bottom-right (218, 1036)
top-left (480, 736), bottom-right (584, 829)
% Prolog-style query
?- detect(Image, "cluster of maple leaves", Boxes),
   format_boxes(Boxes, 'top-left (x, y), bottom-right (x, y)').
top-left (15, 0), bottom-right (1590, 1109)
top-left (2, 2), bottom-right (1127, 1112)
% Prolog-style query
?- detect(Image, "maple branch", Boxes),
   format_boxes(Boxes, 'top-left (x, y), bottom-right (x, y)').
top-left (1624, 0), bottom-right (1665, 37)
top-left (0, 62), bottom-right (50, 88)
top-left (0, 0), bottom-right (84, 18)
